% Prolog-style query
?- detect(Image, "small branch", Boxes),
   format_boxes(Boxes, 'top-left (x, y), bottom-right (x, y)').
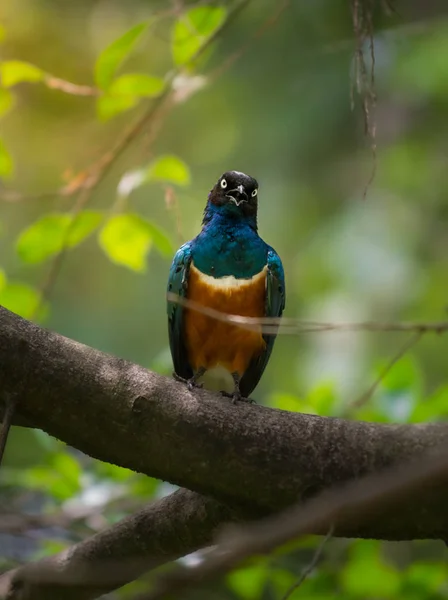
top-left (43, 75), bottom-right (99, 96)
top-left (280, 527), bottom-right (333, 600)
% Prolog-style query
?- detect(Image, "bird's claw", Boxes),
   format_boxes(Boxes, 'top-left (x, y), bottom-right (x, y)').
top-left (220, 390), bottom-right (255, 404)
top-left (173, 371), bottom-right (203, 391)
top-left (187, 380), bottom-right (203, 391)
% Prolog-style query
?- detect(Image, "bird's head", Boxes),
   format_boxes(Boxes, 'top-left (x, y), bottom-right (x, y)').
top-left (206, 171), bottom-right (259, 220)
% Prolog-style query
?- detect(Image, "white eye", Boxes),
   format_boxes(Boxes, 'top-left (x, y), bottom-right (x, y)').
top-left (220, 179), bottom-right (227, 189)
top-left (251, 189), bottom-right (258, 197)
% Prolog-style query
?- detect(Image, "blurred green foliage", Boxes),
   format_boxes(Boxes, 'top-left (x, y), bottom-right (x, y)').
top-left (1, 0), bottom-right (448, 598)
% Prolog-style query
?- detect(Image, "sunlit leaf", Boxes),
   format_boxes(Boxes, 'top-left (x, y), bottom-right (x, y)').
top-left (171, 5), bottom-right (226, 66)
top-left (17, 214), bottom-right (69, 263)
top-left (109, 73), bottom-right (165, 97)
top-left (96, 94), bottom-right (139, 121)
top-left (99, 214), bottom-right (153, 272)
top-left (0, 282), bottom-right (47, 320)
top-left (0, 137), bottom-right (13, 177)
top-left (0, 60), bottom-right (43, 87)
top-left (0, 88), bottom-right (14, 118)
top-left (147, 155), bottom-right (191, 186)
top-left (16, 211), bottom-right (102, 264)
top-left (95, 22), bottom-right (148, 90)
top-left (67, 211), bottom-right (103, 246)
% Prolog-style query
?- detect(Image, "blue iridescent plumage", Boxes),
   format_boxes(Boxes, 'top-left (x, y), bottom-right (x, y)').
top-left (167, 170), bottom-right (285, 401)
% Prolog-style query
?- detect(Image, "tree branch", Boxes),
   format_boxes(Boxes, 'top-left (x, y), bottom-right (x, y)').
top-left (1, 305), bottom-right (448, 537)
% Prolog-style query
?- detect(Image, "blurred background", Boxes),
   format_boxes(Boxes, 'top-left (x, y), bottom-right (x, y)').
top-left (1, 0), bottom-right (448, 598)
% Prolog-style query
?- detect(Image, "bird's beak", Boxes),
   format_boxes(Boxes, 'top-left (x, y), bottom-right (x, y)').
top-left (226, 184), bottom-right (248, 206)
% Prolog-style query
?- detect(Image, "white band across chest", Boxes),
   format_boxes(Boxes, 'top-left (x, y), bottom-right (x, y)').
top-left (191, 263), bottom-right (267, 290)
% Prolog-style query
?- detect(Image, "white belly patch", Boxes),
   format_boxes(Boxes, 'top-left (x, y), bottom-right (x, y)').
top-left (198, 366), bottom-right (234, 393)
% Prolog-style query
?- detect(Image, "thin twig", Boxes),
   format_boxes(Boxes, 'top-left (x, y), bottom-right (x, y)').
top-left (43, 75), bottom-right (99, 96)
top-left (167, 292), bottom-right (448, 336)
top-left (281, 526), bottom-right (333, 600)
top-left (349, 331), bottom-right (424, 412)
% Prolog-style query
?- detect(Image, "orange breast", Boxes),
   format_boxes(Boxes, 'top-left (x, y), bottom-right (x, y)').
top-left (184, 264), bottom-right (267, 376)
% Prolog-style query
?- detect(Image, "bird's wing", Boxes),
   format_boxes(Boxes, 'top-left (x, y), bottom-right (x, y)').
top-left (239, 248), bottom-right (286, 398)
top-left (167, 241), bottom-right (194, 380)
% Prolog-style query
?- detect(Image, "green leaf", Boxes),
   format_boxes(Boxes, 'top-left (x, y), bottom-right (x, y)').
top-left (95, 22), bottom-right (148, 90)
top-left (404, 561), bottom-right (446, 593)
top-left (171, 5), bottom-right (226, 66)
top-left (227, 562), bottom-right (268, 600)
top-left (307, 381), bottom-right (338, 415)
top-left (410, 384), bottom-right (448, 422)
top-left (148, 155), bottom-right (191, 186)
top-left (96, 94), bottom-right (138, 121)
top-left (52, 452), bottom-right (82, 492)
top-left (99, 214), bottom-right (153, 272)
top-left (0, 137), bottom-right (13, 178)
top-left (67, 211), bottom-right (103, 246)
top-left (0, 268), bottom-right (6, 291)
top-left (109, 73), bottom-right (165, 97)
top-left (341, 541), bottom-right (401, 598)
top-left (22, 464), bottom-right (78, 500)
top-left (0, 282), bottom-right (47, 320)
top-left (16, 211), bottom-right (102, 264)
top-left (0, 60), bottom-right (43, 87)
top-left (144, 220), bottom-right (174, 257)
top-left (0, 88), bottom-right (14, 118)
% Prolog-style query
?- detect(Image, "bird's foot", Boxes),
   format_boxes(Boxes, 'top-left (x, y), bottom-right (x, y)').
top-left (220, 372), bottom-right (256, 404)
top-left (173, 369), bottom-right (205, 391)
top-left (220, 390), bottom-right (255, 404)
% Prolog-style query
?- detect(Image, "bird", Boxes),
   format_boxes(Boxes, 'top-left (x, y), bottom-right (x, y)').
top-left (167, 170), bottom-right (285, 402)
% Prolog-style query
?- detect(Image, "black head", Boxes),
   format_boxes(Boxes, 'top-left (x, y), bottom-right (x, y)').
top-left (208, 170), bottom-right (259, 219)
